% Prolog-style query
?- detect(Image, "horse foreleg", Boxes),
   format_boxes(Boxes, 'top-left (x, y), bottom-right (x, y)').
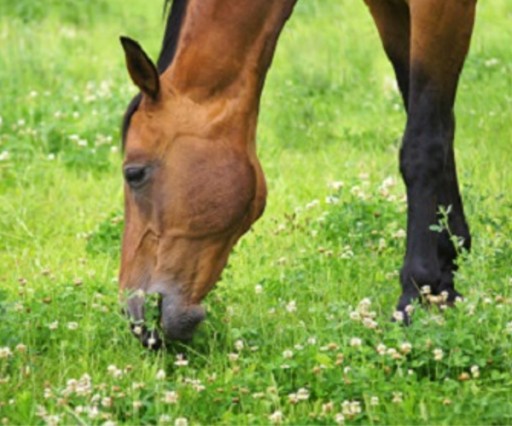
top-left (397, 0), bottom-right (476, 317)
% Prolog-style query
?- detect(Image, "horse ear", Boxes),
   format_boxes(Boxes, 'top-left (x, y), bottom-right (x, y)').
top-left (120, 36), bottom-right (160, 100)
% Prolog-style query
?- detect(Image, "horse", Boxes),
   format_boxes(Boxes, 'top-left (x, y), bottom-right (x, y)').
top-left (119, 0), bottom-right (476, 348)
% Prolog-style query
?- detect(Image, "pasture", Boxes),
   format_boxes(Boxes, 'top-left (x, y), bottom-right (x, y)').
top-left (1, 0), bottom-right (511, 424)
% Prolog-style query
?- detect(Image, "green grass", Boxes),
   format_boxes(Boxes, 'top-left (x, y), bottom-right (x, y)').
top-left (1, 0), bottom-right (512, 424)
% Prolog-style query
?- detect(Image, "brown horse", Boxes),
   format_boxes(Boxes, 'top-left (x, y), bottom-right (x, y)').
top-left (119, 0), bottom-right (476, 348)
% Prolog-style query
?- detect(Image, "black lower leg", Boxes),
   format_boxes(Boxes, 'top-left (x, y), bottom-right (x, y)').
top-left (435, 117), bottom-right (471, 301)
top-left (398, 130), bottom-right (445, 315)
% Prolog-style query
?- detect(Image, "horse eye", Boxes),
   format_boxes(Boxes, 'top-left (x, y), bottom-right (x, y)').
top-left (124, 165), bottom-right (150, 189)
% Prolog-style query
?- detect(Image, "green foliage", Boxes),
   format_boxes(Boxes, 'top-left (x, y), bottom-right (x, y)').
top-left (0, 0), bottom-right (111, 25)
top-left (1, 0), bottom-right (511, 425)
top-left (86, 211), bottom-right (124, 257)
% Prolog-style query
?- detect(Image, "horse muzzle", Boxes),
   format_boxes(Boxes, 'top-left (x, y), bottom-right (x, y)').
top-left (125, 288), bottom-right (206, 349)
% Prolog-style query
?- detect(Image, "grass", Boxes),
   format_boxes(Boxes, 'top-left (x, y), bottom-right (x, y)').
top-left (1, 0), bottom-right (511, 424)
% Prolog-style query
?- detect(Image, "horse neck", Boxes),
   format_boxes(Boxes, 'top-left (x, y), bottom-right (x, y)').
top-left (162, 0), bottom-right (297, 145)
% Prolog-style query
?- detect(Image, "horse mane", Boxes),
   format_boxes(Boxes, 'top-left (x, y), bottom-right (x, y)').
top-left (121, 0), bottom-right (188, 147)
top-left (157, 0), bottom-right (187, 73)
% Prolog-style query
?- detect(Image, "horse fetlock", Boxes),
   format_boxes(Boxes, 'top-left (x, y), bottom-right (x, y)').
top-left (400, 261), bottom-right (441, 297)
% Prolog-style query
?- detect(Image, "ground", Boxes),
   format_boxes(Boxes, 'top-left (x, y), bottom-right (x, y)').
top-left (0, 0), bottom-right (511, 424)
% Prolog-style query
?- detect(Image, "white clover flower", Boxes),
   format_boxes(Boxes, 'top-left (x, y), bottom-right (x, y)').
top-left (393, 229), bottom-right (406, 239)
top-left (351, 401), bottom-right (361, 414)
top-left (43, 387), bottom-right (53, 399)
top-left (392, 311), bottom-right (404, 322)
top-left (334, 413), bottom-right (345, 425)
top-left (0, 151), bottom-right (9, 161)
top-left (88, 405), bottom-right (99, 419)
top-left (282, 349), bottom-right (293, 359)
top-left (362, 317), bottom-right (378, 329)
top-left (370, 396), bottom-right (379, 406)
top-left (470, 365), bottom-right (480, 378)
top-left (234, 340), bottom-right (244, 352)
top-left (228, 353), bottom-right (239, 362)
top-left (307, 336), bottom-right (317, 345)
top-left (358, 298), bottom-right (372, 311)
top-left (328, 181), bottom-right (344, 190)
top-left (288, 392), bottom-right (298, 404)
top-left (156, 369), bottom-right (166, 380)
top-left (341, 400), bottom-right (361, 417)
top-left (159, 415), bottom-right (171, 424)
top-left (162, 391), bottom-right (178, 404)
top-left (67, 322), bottom-right (78, 330)
top-left (255, 284), bottom-right (263, 294)
top-left (400, 342), bottom-right (412, 354)
top-left (134, 289), bottom-right (145, 298)
top-left (48, 321), bottom-right (59, 330)
top-left (286, 300), bottom-right (297, 313)
top-left (381, 176), bottom-right (396, 189)
top-left (385, 348), bottom-right (401, 360)
top-left (174, 354), bottom-right (189, 367)
top-left (0, 347), bottom-right (13, 358)
top-left (351, 185), bottom-right (367, 200)
top-left (421, 285), bottom-right (432, 295)
top-left (349, 311), bottom-right (361, 321)
top-left (296, 388), bottom-right (310, 401)
top-left (433, 348), bottom-right (444, 361)
top-left (392, 392), bottom-right (403, 404)
top-left (101, 397), bottom-right (112, 408)
top-left (174, 418), bottom-right (188, 426)
top-left (15, 343), bottom-right (27, 353)
top-left (192, 382), bottom-right (205, 392)
top-left (269, 410), bottom-right (283, 424)
top-left (147, 337), bottom-right (157, 348)
top-left (376, 343), bottom-right (387, 356)
top-left (350, 337), bottom-right (362, 348)
top-left (45, 415), bottom-right (60, 426)
top-left (322, 401), bottom-right (334, 414)
top-left (439, 291), bottom-right (449, 302)
top-left (107, 365), bottom-right (123, 378)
